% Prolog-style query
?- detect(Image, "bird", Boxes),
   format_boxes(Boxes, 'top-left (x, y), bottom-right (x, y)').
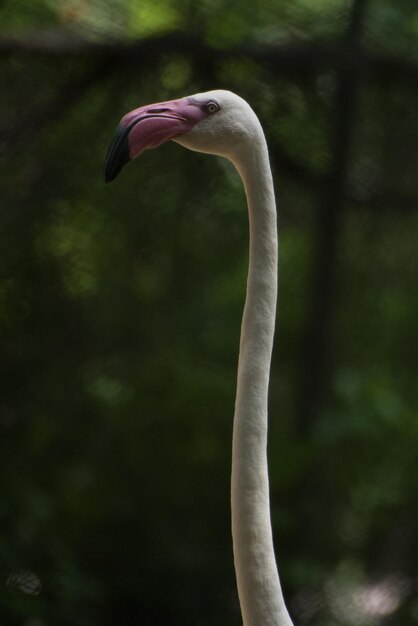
top-left (104, 90), bottom-right (294, 626)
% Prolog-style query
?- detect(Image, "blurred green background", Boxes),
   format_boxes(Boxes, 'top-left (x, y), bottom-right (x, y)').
top-left (0, 1), bottom-right (417, 624)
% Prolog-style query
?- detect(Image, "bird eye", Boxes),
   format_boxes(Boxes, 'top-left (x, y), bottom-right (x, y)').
top-left (205, 101), bottom-right (220, 114)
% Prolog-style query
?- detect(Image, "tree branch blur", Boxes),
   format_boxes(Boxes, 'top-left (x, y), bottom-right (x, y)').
top-left (0, 61), bottom-right (109, 162)
top-left (296, 0), bottom-right (367, 437)
top-left (1, 30), bottom-right (418, 85)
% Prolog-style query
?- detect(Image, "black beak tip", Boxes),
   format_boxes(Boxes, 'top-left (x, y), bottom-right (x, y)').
top-left (104, 123), bottom-right (131, 184)
top-left (104, 168), bottom-right (115, 184)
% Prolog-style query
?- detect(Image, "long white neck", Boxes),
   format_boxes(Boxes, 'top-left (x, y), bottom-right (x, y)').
top-left (231, 132), bottom-right (293, 626)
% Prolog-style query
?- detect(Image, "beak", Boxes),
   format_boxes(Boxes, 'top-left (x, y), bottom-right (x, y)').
top-left (104, 97), bottom-right (206, 183)
top-left (104, 123), bottom-right (131, 183)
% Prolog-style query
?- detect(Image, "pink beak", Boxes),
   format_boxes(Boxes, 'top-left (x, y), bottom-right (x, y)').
top-left (104, 96), bottom-right (206, 183)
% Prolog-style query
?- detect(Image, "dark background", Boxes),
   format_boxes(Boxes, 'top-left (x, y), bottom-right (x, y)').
top-left (0, 1), bottom-right (417, 624)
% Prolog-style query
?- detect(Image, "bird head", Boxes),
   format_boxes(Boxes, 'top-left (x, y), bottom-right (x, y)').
top-left (104, 89), bottom-right (260, 182)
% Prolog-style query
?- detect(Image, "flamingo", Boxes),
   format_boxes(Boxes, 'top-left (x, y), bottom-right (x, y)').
top-left (104, 90), bottom-right (294, 626)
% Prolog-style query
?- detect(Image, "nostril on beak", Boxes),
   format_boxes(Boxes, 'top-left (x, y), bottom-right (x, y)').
top-left (149, 107), bottom-right (170, 114)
